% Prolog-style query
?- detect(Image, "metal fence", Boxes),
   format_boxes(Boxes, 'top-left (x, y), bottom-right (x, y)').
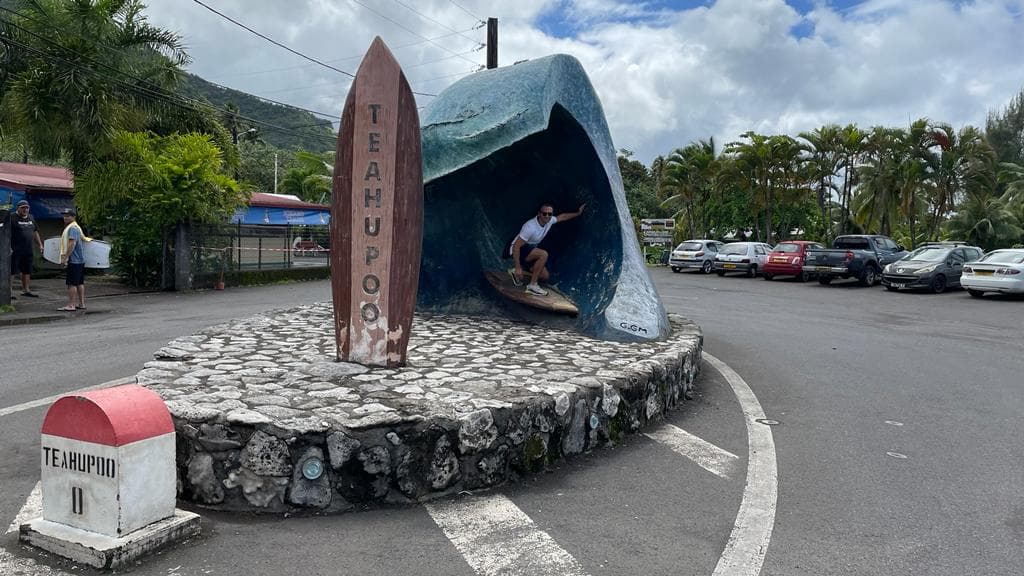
top-left (190, 223), bottom-right (330, 280)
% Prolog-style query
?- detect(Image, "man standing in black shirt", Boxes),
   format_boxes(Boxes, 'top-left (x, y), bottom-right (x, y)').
top-left (11, 200), bottom-right (44, 298)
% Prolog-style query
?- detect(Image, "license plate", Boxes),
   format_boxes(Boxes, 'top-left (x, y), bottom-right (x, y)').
top-left (724, 264), bottom-right (736, 269)
top-left (975, 270), bottom-right (994, 276)
top-left (815, 266), bottom-right (831, 272)
top-left (772, 257), bottom-right (787, 262)
top-left (890, 283), bottom-right (906, 288)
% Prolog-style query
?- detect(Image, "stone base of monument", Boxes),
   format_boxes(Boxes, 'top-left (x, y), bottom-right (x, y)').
top-left (137, 304), bottom-right (701, 513)
top-left (20, 510), bottom-right (200, 569)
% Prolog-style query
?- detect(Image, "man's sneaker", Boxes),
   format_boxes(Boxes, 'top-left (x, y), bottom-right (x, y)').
top-left (525, 283), bottom-right (548, 296)
top-left (507, 268), bottom-right (522, 287)
top-left (22, 291), bottom-right (39, 298)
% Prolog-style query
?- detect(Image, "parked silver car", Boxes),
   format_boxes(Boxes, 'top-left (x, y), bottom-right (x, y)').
top-left (713, 242), bottom-right (773, 277)
top-left (669, 240), bottom-right (723, 274)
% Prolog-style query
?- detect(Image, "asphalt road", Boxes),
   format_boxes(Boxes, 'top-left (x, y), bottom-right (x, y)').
top-left (0, 271), bottom-right (1021, 575)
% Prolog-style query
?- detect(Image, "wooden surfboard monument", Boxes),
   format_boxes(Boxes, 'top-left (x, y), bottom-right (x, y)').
top-left (331, 37), bottom-right (423, 367)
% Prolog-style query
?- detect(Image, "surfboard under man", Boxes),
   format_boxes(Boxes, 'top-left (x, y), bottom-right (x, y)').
top-left (509, 202), bottom-right (586, 295)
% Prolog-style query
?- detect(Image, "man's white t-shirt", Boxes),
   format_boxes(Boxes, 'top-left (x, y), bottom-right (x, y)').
top-left (510, 215), bottom-right (558, 255)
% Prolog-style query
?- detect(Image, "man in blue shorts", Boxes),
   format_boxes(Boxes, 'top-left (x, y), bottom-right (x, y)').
top-left (58, 208), bottom-right (86, 311)
top-left (509, 202), bottom-right (585, 295)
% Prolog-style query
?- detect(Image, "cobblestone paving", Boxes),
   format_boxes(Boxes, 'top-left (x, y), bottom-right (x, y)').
top-left (139, 304), bottom-right (702, 513)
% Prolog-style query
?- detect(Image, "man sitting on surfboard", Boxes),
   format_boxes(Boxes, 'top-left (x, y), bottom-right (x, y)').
top-left (509, 202), bottom-right (585, 295)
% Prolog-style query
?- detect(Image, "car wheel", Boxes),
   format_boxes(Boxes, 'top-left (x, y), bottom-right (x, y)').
top-left (747, 264), bottom-right (758, 278)
top-left (701, 260), bottom-right (713, 274)
top-left (859, 266), bottom-right (877, 287)
top-left (716, 270), bottom-right (726, 277)
top-left (885, 285), bottom-right (898, 292)
top-left (763, 273), bottom-right (774, 281)
top-left (929, 274), bottom-right (947, 294)
top-left (671, 267), bottom-right (681, 273)
top-left (818, 276), bottom-right (833, 285)
top-left (798, 271), bottom-right (810, 283)
top-left (968, 289), bottom-right (984, 298)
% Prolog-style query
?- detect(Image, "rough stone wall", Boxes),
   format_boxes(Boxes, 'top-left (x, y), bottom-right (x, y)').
top-left (142, 307), bottom-right (701, 513)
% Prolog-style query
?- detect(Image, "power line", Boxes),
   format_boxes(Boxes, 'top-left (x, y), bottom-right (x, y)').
top-left (189, 0), bottom-right (437, 97)
top-left (210, 27), bottom-right (478, 80)
top-left (447, 0), bottom-right (484, 24)
top-left (189, 0), bottom-right (354, 76)
top-left (348, 0), bottom-right (480, 67)
top-left (0, 29), bottom-right (337, 145)
top-left (387, 0), bottom-right (484, 47)
top-left (0, 7), bottom-right (338, 138)
top-left (201, 78), bottom-right (342, 119)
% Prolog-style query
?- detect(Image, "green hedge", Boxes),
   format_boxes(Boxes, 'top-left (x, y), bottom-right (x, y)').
top-left (194, 266), bottom-right (330, 289)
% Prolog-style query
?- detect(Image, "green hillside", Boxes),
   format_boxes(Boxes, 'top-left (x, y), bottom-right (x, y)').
top-left (179, 73), bottom-right (337, 152)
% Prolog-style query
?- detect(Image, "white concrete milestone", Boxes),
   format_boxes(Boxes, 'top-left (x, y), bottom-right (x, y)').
top-left (20, 385), bottom-right (200, 569)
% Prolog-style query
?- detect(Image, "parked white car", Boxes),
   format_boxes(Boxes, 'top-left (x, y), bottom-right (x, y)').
top-left (669, 239), bottom-right (724, 274)
top-left (713, 242), bottom-right (773, 277)
top-left (961, 249), bottom-right (1024, 297)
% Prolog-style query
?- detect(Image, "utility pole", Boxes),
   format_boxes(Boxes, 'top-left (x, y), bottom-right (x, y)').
top-left (486, 18), bottom-right (497, 69)
top-left (274, 152), bottom-right (279, 194)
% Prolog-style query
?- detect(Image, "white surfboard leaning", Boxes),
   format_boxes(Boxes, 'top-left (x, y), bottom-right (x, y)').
top-left (43, 236), bottom-right (111, 269)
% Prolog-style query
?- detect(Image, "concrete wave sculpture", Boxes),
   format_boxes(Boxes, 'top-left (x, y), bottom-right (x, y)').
top-left (419, 54), bottom-right (669, 342)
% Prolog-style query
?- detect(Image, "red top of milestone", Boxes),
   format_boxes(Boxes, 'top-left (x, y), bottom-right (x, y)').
top-left (41, 385), bottom-right (174, 446)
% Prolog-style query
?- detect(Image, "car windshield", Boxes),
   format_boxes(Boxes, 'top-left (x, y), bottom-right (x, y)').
top-left (902, 247), bottom-right (949, 262)
top-left (979, 251), bottom-right (1024, 264)
top-left (773, 243), bottom-right (800, 253)
top-left (834, 237), bottom-right (870, 249)
top-left (676, 242), bottom-right (703, 251)
top-left (719, 244), bottom-right (748, 255)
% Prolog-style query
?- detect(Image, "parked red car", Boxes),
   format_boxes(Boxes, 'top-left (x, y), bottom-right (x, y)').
top-left (763, 240), bottom-right (825, 281)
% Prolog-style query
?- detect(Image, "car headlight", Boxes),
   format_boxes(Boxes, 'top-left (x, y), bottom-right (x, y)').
top-left (884, 264), bottom-right (892, 272)
top-left (915, 265), bottom-right (938, 274)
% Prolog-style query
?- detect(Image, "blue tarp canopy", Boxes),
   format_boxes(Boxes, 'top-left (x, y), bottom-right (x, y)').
top-left (231, 206), bottom-right (331, 226)
top-left (2, 188), bottom-right (75, 219)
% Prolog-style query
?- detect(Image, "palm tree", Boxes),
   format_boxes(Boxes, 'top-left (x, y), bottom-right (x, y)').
top-left (945, 192), bottom-right (1023, 251)
top-left (853, 126), bottom-right (905, 235)
top-left (923, 124), bottom-right (997, 241)
top-left (837, 124), bottom-right (867, 235)
top-left (280, 150), bottom-right (333, 203)
top-left (998, 161), bottom-right (1024, 207)
top-left (660, 139), bottom-right (717, 239)
top-left (798, 124), bottom-right (841, 240)
top-left (0, 0), bottom-right (189, 173)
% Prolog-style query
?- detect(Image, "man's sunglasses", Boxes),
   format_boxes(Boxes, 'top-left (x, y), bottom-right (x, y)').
top-left (540, 211), bottom-right (553, 216)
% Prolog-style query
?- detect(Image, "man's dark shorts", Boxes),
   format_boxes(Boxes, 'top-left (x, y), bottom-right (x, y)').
top-left (66, 263), bottom-right (86, 286)
top-left (11, 252), bottom-right (33, 275)
top-left (518, 244), bottom-right (538, 269)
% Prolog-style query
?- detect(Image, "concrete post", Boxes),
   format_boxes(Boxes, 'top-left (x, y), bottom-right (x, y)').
top-left (0, 209), bottom-right (11, 307)
top-left (173, 222), bottom-right (192, 291)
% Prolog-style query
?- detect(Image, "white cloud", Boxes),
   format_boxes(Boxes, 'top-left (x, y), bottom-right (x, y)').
top-left (142, 0), bottom-right (1024, 164)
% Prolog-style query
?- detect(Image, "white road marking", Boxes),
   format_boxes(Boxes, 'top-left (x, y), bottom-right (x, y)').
top-left (6, 481), bottom-right (41, 534)
top-left (645, 424), bottom-right (739, 479)
top-left (426, 494), bottom-right (588, 576)
top-left (1, 481), bottom-right (68, 575)
top-left (705, 353), bottom-right (779, 576)
top-left (0, 377), bottom-right (133, 419)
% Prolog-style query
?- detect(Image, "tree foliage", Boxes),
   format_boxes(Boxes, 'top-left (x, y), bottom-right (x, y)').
top-left (624, 92), bottom-right (1024, 251)
top-left (75, 131), bottom-right (247, 286)
top-left (178, 74), bottom-right (336, 152)
top-left (0, 0), bottom-right (189, 173)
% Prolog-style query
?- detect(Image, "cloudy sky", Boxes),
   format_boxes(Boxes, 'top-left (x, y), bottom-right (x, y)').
top-left (143, 0), bottom-right (1024, 163)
